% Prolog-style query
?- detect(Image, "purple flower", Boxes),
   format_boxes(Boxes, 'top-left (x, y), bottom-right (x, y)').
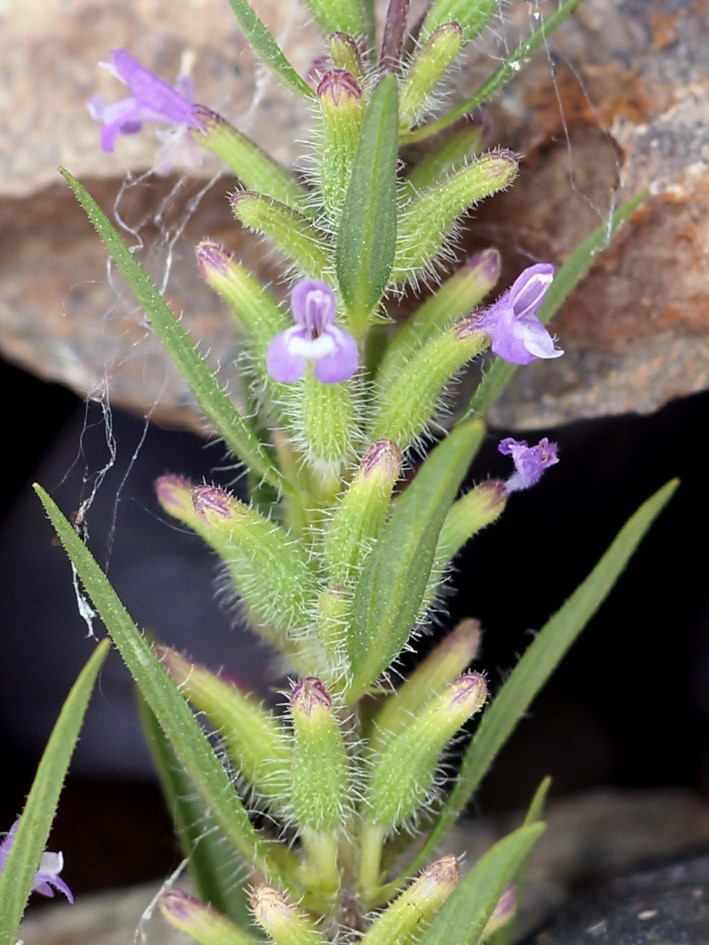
top-left (266, 280), bottom-right (358, 384)
top-left (88, 49), bottom-right (202, 173)
top-left (499, 437), bottom-right (559, 493)
top-left (0, 819), bottom-right (73, 903)
top-left (476, 263), bottom-right (563, 365)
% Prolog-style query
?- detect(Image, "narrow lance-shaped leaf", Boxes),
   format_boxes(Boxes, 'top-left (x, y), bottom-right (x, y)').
top-left (33, 485), bottom-right (295, 888)
top-left (460, 191), bottom-right (646, 420)
top-left (336, 75), bottom-right (399, 336)
top-left (404, 478), bottom-right (678, 879)
top-left (489, 777), bottom-right (552, 945)
top-left (59, 169), bottom-right (285, 494)
top-left (418, 824), bottom-right (545, 945)
top-left (404, 0), bottom-right (584, 145)
top-left (138, 694), bottom-right (252, 925)
top-left (227, 0), bottom-right (314, 100)
top-left (0, 640), bottom-right (109, 945)
top-left (347, 420), bottom-right (486, 699)
top-left (303, 0), bottom-right (365, 37)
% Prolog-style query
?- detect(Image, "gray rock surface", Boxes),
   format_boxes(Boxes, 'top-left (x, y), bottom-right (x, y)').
top-left (18, 789), bottom-right (709, 944)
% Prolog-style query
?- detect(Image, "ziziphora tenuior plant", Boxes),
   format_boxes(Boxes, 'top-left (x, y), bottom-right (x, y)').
top-left (0, 3), bottom-right (679, 945)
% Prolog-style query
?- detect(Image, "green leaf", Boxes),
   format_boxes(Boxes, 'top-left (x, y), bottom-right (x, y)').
top-left (34, 484), bottom-right (294, 887)
top-left (0, 640), bottom-right (108, 945)
top-left (59, 169), bottom-right (286, 494)
top-left (226, 0), bottom-right (314, 100)
top-left (138, 695), bottom-right (252, 925)
top-left (302, 0), bottom-right (365, 36)
top-left (336, 76), bottom-right (399, 334)
top-left (419, 0), bottom-right (497, 46)
top-left (489, 777), bottom-right (552, 945)
top-left (418, 823), bottom-right (545, 945)
top-left (460, 190), bottom-right (647, 420)
top-left (404, 478), bottom-right (678, 877)
top-left (347, 420), bottom-right (485, 699)
top-left (404, 0), bottom-right (584, 145)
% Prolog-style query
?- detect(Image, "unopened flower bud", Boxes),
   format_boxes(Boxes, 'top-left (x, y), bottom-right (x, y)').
top-left (159, 482), bottom-right (315, 642)
top-left (195, 241), bottom-right (289, 378)
top-left (155, 474), bottom-right (195, 520)
top-left (366, 673), bottom-right (487, 829)
top-left (481, 885), bottom-right (517, 941)
top-left (231, 192), bottom-right (329, 279)
top-left (317, 68), bottom-right (362, 110)
top-left (360, 855), bottom-right (460, 945)
top-left (330, 31), bottom-right (364, 78)
top-left (421, 0), bottom-right (499, 45)
top-left (437, 480), bottom-right (507, 564)
top-left (157, 647), bottom-right (290, 802)
top-left (316, 70), bottom-right (364, 222)
top-left (324, 439), bottom-right (402, 585)
top-left (192, 484), bottom-right (234, 521)
top-left (290, 678), bottom-right (349, 833)
top-left (377, 248), bottom-right (501, 390)
top-left (400, 23), bottom-right (462, 128)
top-left (160, 890), bottom-right (256, 945)
top-left (250, 885), bottom-right (326, 945)
top-left (192, 106), bottom-right (309, 212)
top-left (393, 150), bottom-right (518, 284)
top-left (370, 317), bottom-right (489, 449)
top-left (373, 619), bottom-right (482, 745)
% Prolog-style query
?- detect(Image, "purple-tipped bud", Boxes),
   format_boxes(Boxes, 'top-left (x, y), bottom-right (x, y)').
top-left (446, 671), bottom-right (488, 712)
top-left (155, 474), bottom-right (194, 516)
top-left (195, 240), bottom-right (230, 277)
top-left (317, 68), bottom-right (362, 107)
top-left (291, 676), bottom-right (332, 716)
top-left (160, 889), bottom-right (197, 920)
top-left (251, 885), bottom-right (291, 925)
top-left (192, 484), bottom-right (234, 520)
top-left (416, 854), bottom-right (460, 896)
top-left (306, 55), bottom-right (330, 86)
top-left (499, 437), bottom-right (559, 493)
top-left (483, 885), bottom-right (517, 938)
top-left (474, 479), bottom-right (508, 512)
top-left (466, 247), bottom-right (501, 282)
top-left (330, 31), bottom-right (365, 78)
top-left (360, 439), bottom-right (402, 481)
top-left (160, 889), bottom-right (249, 939)
top-left (454, 310), bottom-right (486, 340)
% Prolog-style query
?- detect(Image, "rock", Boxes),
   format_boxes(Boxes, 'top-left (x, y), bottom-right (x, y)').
top-left (18, 789), bottom-right (709, 944)
top-left (0, 0), bottom-right (706, 432)
top-left (522, 847), bottom-right (709, 944)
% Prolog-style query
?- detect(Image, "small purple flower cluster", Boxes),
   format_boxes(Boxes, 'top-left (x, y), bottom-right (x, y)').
top-left (87, 49), bottom-right (202, 174)
top-left (476, 263), bottom-right (562, 365)
top-left (0, 819), bottom-right (73, 902)
top-left (499, 436), bottom-right (559, 493)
